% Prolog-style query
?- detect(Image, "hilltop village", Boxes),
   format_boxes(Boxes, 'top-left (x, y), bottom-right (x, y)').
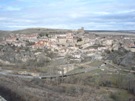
top-left (0, 28), bottom-right (135, 70)
top-left (0, 28), bottom-right (135, 62)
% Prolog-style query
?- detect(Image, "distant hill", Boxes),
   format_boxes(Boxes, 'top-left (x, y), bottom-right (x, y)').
top-left (0, 28), bottom-right (73, 38)
top-left (11, 28), bottom-right (71, 35)
top-left (0, 31), bottom-right (10, 37)
top-left (0, 31), bottom-right (11, 41)
top-left (0, 28), bottom-right (135, 38)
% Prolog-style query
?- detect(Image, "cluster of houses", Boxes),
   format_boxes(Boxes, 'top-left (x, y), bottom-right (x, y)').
top-left (0, 28), bottom-right (135, 61)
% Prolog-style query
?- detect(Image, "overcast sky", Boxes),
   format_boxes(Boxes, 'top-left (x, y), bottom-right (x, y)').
top-left (0, 0), bottom-right (135, 30)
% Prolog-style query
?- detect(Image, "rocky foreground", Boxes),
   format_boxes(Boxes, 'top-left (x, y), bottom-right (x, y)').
top-left (0, 70), bottom-right (135, 101)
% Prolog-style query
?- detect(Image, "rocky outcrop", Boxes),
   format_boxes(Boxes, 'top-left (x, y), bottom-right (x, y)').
top-left (120, 52), bottom-right (135, 68)
top-left (106, 47), bottom-right (135, 70)
top-left (0, 44), bottom-right (35, 64)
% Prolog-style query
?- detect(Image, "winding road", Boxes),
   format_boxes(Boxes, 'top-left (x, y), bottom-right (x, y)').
top-left (0, 60), bottom-right (135, 80)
